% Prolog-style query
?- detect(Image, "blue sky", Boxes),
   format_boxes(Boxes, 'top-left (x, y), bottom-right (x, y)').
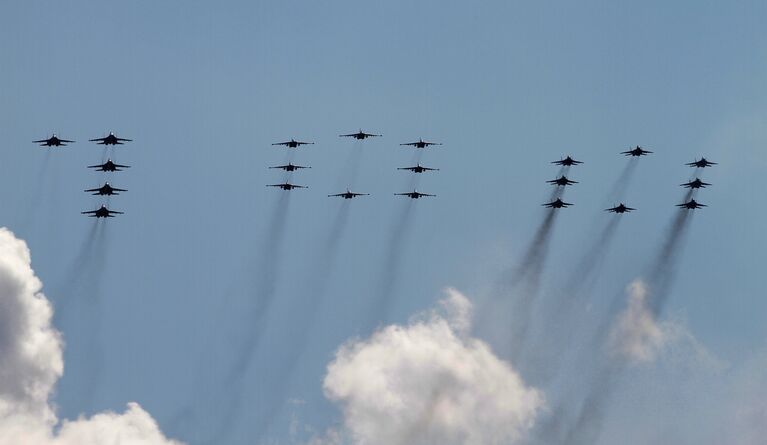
top-left (1, 1), bottom-right (766, 444)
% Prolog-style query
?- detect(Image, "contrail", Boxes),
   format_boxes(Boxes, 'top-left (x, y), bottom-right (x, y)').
top-left (367, 199), bottom-right (416, 329)
top-left (604, 158), bottom-right (638, 206)
top-left (206, 192), bottom-right (292, 444)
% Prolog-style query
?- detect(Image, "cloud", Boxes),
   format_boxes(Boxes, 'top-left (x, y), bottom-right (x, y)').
top-left (608, 280), bottom-right (721, 368)
top-left (0, 228), bottom-right (181, 445)
top-left (319, 288), bottom-right (544, 445)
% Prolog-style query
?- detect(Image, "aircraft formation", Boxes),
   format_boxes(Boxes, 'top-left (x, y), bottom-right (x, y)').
top-left (34, 132), bottom-right (132, 218)
top-left (544, 148), bottom-right (716, 212)
top-left (267, 130), bottom-right (440, 199)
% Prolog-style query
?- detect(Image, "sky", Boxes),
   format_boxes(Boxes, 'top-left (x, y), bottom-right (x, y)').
top-left (0, 1), bottom-right (766, 444)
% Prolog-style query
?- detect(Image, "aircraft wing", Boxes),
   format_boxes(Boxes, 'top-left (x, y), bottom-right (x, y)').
top-left (115, 137), bottom-right (132, 142)
top-left (625, 207), bottom-right (636, 211)
top-left (339, 133), bottom-right (356, 137)
top-left (109, 210), bottom-right (125, 214)
top-left (113, 163), bottom-right (130, 168)
top-left (59, 139), bottom-right (74, 143)
top-left (351, 193), bottom-right (369, 196)
top-left (296, 141), bottom-right (314, 145)
top-left (272, 142), bottom-right (289, 146)
top-left (400, 142), bottom-right (417, 146)
top-left (89, 137), bottom-right (107, 142)
top-left (81, 210), bottom-right (98, 214)
top-left (33, 139), bottom-right (50, 143)
top-left (112, 187), bottom-right (127, 192)
top-left (269, 165), bottom-right (287, 169)
top-left (420, 193), bottom-right (436, 197)
top-left (84, 187), bottom-right (100, 192)
top-left (328, 193), bottom-right (344, 197)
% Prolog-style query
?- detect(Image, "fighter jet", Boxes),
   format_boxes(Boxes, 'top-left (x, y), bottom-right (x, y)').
top-left (89, 132), bottom-right (132, 145)
top-left (542, 198), bottom-right (573, 208)
top-left (547, 175), bottom-right (578, 186)
top-left (677, 199), bottom-right (707, 210)
top-left (552, 156), bottom-right (583, 166)
top-left (81, 205), bottom-right (123, 218)
top-left (87, 159), bottom-right (130, 172)
top-left (328, 189), bottom-right (370, 199)
top-left (272, 139), bottom-right (314, 148)
top-left (34, 134), bottom-right (74, 147)
top-left (686, 158), bottom-right (717, 168)
top-left (84, 182), bottom-right (127, 196)
top-left (269, 163), bottom-right (310, 172)
top-left (339, 129), bottom-right (381, 140)
top-left (681, 178), bottom-right (711, 189)
top-left (400, 139), bottom-right (442, 149)
top-left (622, 146), bottom-right (652, 156)
top-left (267, 183), bottom-right (307, 191)
top-left (397, 163), bottom-right (439, 173)
top-left (395, 190), bottom-right (435, 199)
top-left (605, 203), bottom-right (635, 213)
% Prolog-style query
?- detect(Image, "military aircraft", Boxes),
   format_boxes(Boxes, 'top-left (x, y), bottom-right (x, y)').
top-left (87, 159), bottom-right (130, 172)
top-left (84, 182), bottom-right (127, 196)
top-left (269, 163), bottom-right (310, 172)
top-left (89, 132), bottom-right (132, 145)
top-left (677, 199), bottom-right (707, 209)
top-left (622, 146), bottom-right (652, 156)
top-left (328, 189), bottom-right (370, 199)
top-left (267, 183), bottom-right (308, 190)
top-left (552, 156), bottom-right (583, 166)
top-left (681, 178), bottom-right (711, 189)
top-left (542, 198), bottom-right (573, 208)
top-left (605, 203), bottom-right (635, 213)
top-left (686, 158), bottom-right (717, 168)
top-left (547, 175), bottom-right (578, 186)
top-left (395, 190), bottom-right (435, 199)
top-left (34, 134), bottom-right (74, 147)
top-left (400, 139), bottom-right (442, 149)
top-left (397, 163), bottom-right (439, 173)
top-left (272, 139), bottom-right (314, 148)
top-left (339, 129), bottom-right (381, 140)
top-left (81, 205), bottom-right (123, 218)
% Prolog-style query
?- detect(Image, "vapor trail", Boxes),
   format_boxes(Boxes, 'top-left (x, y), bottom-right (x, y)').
top-left (367, 199), bottom-right (416, 329)
top-left (337, 140), bottom-right (364, 189)
top-left (604, 158), bottom-right (638, 206)
top-left (17, 150), bottom-right (52, 231)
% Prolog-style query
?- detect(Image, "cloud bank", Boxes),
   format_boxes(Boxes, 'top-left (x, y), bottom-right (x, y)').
top-left (319, 288), bottom-right (543, 445)
top-left (0, 228), bottom-right (180, 445)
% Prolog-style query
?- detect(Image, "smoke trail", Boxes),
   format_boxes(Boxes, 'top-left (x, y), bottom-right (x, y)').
top-left (17, 150), bottom-right (52, 231)
top-left (367, 199), bottom-right (416, 329)
top-left (547, 190), bottom-right (697, 444)
top-left (249, 201), bottom-right (352, 441)
top-left (604, 158), bottom-right (638, 206)
top-left (206, 192), bottom-right (292, 444)
top-left (337, 140), bottom-right (364, 189)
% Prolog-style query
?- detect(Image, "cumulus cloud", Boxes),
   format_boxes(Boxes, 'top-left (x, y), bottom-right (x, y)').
top-left (0, 228), bottom-right (181, 445)
top-left (319, 288), bottom-right (544, 445)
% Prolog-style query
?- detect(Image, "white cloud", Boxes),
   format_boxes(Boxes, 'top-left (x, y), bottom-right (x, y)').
top-left (0, 228), bottom-right (181, 445)
top-left (608, 280), bottom-right (722, 369)
top-left (318, 288), bottom-right (543, 445)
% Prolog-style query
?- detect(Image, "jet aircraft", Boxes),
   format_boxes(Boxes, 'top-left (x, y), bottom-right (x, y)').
top-left (677, 199), bottom-right (707, 209)
top-left (400, 139), bottom-right (442, 149)
top-left (542, 198), bottom-right (573, 208)
top-left (552, 156), bottom-right (583, 166)
top-left (85, 183), bottom-right (127, 196)
top-left (547, 175), bottom-right (578, 186)
top-left (686, 158), bottom-right (717, 168)
top-left (87, 159), bottom-right (130, 172)
top-left (681, 178), bottom-right (711, 189)
top-left (267, 183), bottom-right (307, 190)
top-left (328, 189), bottom-right (370, 199)
top-left (34, 134), bottom-right (74, 147)
top-left (395, 190), bottom-right (435, 199)
top-left (272, 139), bottom-right (314, 148)
top-left (269, 163), bottom-right (310, 172)
top-left (339, 130), bottom-right (381, 140)
top-left (89, 132), bottom-right (132, 145)
top-left (605, 203), bottom-right (635, 213)
top-left (397, 163), bottom-right (439, 173)
top-left (622, 146), bottom-right (652, 156)
top-left (81, 205), bottom-right (123, 218)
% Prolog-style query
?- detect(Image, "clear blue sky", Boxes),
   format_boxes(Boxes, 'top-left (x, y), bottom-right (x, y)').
top-left (1, 1), bottom-right (765, 444)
